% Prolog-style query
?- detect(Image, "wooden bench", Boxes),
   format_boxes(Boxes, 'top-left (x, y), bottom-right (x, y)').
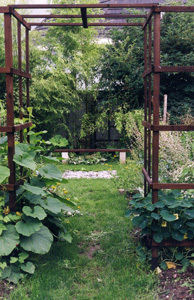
top-left (54, 149), bottom-right (131, 164)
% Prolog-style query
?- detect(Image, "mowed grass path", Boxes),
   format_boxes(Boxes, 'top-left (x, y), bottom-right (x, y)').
top-left (8, 164), bottom-right (159, 300)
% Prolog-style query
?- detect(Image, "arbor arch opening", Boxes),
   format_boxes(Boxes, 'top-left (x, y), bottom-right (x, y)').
top-left (0, 3), bottom-right (194, 267)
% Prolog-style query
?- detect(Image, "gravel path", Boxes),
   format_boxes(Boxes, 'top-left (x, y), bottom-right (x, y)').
top-left (62, 170), bottom-right (117, 179)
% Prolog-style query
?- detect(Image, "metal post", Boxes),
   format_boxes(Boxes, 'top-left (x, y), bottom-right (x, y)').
top-left (4, 12), bottom-right (16, 211)
top-left (148, 19), bottom-right (152, 188)
top-left (144, 25), bottom-right (148, 197)
top-left (26, 28), bottom-right (30, 143)
top-left (18, 21), bottom-right (23, 143)
top-left (152, 11), bottom-right (161, 269)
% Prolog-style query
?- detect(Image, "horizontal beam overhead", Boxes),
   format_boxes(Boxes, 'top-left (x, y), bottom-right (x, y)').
top-left (11, 4), bottom-right (159, 9)
top-left (11, 10), bottom-right (31, 30)
top-left (29, 22), bottom-right (143, 27)
top-left (21, 14), bottom-right (147, 19)
top-left (155, 5), bottom-right (194, 12)
top-left (0, 6), bottom-right (9, 13)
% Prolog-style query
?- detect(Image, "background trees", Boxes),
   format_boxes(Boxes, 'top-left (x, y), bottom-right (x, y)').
top-left (0, 1), bottom-right (193, 147)
top-left (160, 10), bottom-right (194, 123)
top-left (29, 1), bottom-right (103, 145)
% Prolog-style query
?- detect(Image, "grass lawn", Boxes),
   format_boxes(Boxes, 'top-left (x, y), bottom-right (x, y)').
top-left (7, 163), bottom-right (159, 300)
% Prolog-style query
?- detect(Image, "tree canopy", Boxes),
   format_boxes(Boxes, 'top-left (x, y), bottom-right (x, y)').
top-left (0, 0), bottom-right (193, 146)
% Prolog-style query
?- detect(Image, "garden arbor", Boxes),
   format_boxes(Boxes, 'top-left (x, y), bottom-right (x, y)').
top-left (0, 3), bottom-right (194, 267)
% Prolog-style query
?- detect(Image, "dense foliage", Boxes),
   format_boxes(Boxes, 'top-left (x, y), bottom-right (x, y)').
top-left (160, 9), bottom-right (194, 123)
top-left (0, 131), bottom-right (76, 283)
top-left (29, 0), bottom-right (103, 144)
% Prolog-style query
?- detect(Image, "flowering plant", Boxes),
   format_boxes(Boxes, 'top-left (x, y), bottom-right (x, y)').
top-left (126, 190), bottom-right (194, 244)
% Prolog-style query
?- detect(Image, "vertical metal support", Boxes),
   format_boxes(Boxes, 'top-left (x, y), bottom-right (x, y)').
top-left (26, 28), bottom-right (30, 143)
top-left (148, 19), bottom-right (152, 188)
top-left (152, 12), bottom-right (160, 203)
top-left (152, 11), bottom-right (161, 269)
top-left (144, 26), bottom-right (148, 197)
top-left (18, 21), bottom-right (23, 143)
top-left (4, 13), bottom-right (16, 211)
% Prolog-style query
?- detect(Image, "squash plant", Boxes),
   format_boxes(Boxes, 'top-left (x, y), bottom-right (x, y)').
top-left (126, 190), bottom-right (194, 244)
top-left (0, 131), bottom-right (75, 283)
top-left (126, 190), bottom-right (194, 271)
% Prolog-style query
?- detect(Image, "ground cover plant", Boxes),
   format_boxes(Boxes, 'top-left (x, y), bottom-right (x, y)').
top-left (2, 163), bottom-right (159, 300)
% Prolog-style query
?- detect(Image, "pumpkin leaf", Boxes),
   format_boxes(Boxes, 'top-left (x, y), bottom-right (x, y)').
top-left (18, 252), bottom-right (29, 263)
top-left (38, 164), bottom-right (62, 181)
top-left (0, 225), bottom-right (19, 256)
top-left (22, 183), bottom-right (46, 197)
top-left (22, 206), bottom-right (46, 220)
top-left (153, 232), bottom-right (163, 243)
top-left (15, 217), bottom-right (42, 237)
top-left (21, 262), bottom-right (35, 274)
top-left (0, 166), bottom-right (10, 184)
top-left (49, 135), bottom-right (68, 147)
top-left (20, 226), bottom-right (53, 254)
top-left (160, 211), bottom-right (176, 222)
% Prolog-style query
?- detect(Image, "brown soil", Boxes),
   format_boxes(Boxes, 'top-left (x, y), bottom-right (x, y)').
top-left (130, 226), bottom-right (194, 299)
top-left (0, 281), bottom-right (15, 299)
top-left (79, 241), bottom-right (101, 259)
top-left (158, 267), bottom-right (194, 299)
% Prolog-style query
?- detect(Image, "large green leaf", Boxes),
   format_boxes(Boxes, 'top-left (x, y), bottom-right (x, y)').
top-left (39, 196), bottom-right (73, 215)
top-left (0, 266), bottom-right (11, 280)
top-left (6, 268), bottom-right (21, 284)
top-left (185, 210), bottom-right (194, 219)
top-left (24, 192), bottom-right (42, 205)
top-left (0, 222), bottom-right (7, 235)
top-left (18, 252), bottom-right (29, 263)
top-left (160, 211), bottom-right (176, 222)
top-left (51, 193), bottom-right (76, 208)
top-left (23, 183), bottom-right (47, 197)
top-left (49, 135), bottom-right (68, 147)
top-left (146, 204), bottom-right (155, 211)
top-left (0, 225), bottom-right (19, 256)
top-left (153, 233), bottom-right (163, 243)
top-left (171, 230), bottom-right (184, 241)
top-left (151, 212), bottom-right (161, 220)
top-left (154, 201), bottom-right (165, 209)
top-left (132, 215), bottom-right (147, 227)
top-left (41, 156), bottom-right (59, 163)
top-left (0, 166), bottom-right (10, 184)
top-left (125, 209), bottom-right (133, 217)
top-left (20, 226), bottom-right (53, 254)
top-left (14, 152), bottom-right (37, 170)
top-left (15, 217), bottom-right (42, 237)
top-left (23, 206), bottom-right (46, 220)
top-left (21, 262), bottom-right (35, 274)
top-left (38, 164), bottom-right (62, 181)
top-left (14, 143), bottom-right (36, 170)
top-left (59, 232), bottom-right (72, 243)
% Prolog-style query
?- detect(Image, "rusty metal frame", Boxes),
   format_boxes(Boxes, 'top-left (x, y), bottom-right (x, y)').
top-left (0, 3), bottom-right (194, 267)
top-left (142, 7), bottom-right (194, 268)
